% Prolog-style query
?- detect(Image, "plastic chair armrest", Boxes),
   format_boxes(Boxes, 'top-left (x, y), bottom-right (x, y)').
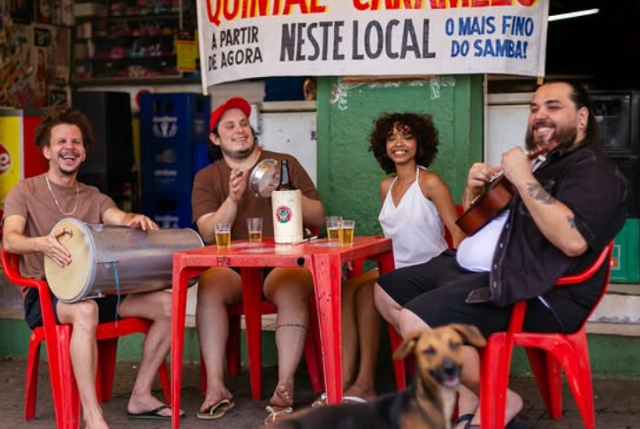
top-left (507, 242), bottom-right (613, 335)
top-left (555, 243), bottom-right (613, 287)
top-left (2, 248), bottom-right (58, 325)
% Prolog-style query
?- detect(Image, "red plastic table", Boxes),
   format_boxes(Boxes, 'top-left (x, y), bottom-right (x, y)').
top-left (170, 236), bottom-right (394, 429)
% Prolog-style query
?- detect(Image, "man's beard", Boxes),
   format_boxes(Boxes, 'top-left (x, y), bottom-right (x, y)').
top-left (525, 122), bottom-right (579, 153)
top-left (49, 164), bottom-right (80, 176)
top-left (60, 167), bottom-right (79, 176)
top-left (57, 156), bottom-right (82, 176)
top-left (221, 141), bottom-right (257, 160)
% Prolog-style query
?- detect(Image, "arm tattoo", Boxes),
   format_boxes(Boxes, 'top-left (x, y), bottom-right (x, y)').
top-left (526, 183), bottom-right (556, 205)
top-left (567, 216), bottom-right (577, 230)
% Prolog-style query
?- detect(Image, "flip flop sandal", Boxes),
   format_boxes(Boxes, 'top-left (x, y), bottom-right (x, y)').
top-left (264, 405), bottom-right (293, 425)
top-left (311, 392), bottom-right (327, 408)
top-left (342, 396), bottom-right (368, 405)
top-left (197, 398), bottom-right (235, 420)
top-left (452, 413), bottom-right (474, 427)
top-left (127, 405), bottom-right (173, 420)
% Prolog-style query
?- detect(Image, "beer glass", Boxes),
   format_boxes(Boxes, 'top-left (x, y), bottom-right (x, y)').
top-left (215, 223), bottom-right (231, 247)
top-left (325, 216), bottom-right (342, 241)
top-left (247, 217), bottom-right (263, 243)
top-left (338, 219), bottom-right (355, 246)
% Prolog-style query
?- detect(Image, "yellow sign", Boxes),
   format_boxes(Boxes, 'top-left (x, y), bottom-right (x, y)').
top-left (177, 31), bottom-right (199, 72)
top-left (0, 115), bottom-right (22, 210)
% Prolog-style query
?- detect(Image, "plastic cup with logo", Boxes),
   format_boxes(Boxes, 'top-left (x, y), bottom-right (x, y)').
top-left (271, 190), bottom-right (303, 244)
top-left (325, 216), bottom-right (342, 241)
top-left (247, 217), bottom-right (263, 243)
top-left (338, 219), bottom-right (355, 246)
top-left (215, 223), bottom-right (231, 247)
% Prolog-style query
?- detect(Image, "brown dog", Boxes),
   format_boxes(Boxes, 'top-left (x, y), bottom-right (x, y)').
top-left (270, 324), bottom-right (486, 429)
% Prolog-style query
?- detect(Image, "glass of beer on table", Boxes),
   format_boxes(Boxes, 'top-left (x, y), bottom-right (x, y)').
top-left (247, 217), bottom-right (263, 243)
top-left (338, 219), bottom-right (355, 246)
top-left (325, 216), bottom-right (342, 241)
top-left (215, 223), bottom-right (231, 247)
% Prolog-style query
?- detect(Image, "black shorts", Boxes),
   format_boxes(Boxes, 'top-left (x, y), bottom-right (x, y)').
top-left (377, 251), bottom-right (590, 338)
top-left (23, 288), bottom-right (121, 330)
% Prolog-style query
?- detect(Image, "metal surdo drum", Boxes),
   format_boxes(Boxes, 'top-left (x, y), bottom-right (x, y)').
top-left (44, 218), bottom-right (204, 303)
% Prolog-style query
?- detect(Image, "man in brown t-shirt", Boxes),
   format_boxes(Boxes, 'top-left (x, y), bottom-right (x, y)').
top-left (2, 107), bottom-right (183, 428)
top-left (192, 97), bottom-right (324, 423)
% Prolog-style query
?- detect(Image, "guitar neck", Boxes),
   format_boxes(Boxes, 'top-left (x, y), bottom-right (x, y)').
top-left (527, 140), bottom-right (559, 160)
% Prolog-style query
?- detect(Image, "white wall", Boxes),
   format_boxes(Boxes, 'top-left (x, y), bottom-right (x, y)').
top-left (486, 93), bottom-right (532, 166)
top-left (257, 101), bottom-right (317, 184)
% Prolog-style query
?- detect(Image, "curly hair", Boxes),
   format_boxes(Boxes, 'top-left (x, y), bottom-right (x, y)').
top-left (34, 106), bottom-right (95, 153)
top-left (368, 112), bottom-right (439, 174)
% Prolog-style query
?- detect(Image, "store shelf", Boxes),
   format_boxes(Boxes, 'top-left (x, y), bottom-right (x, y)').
top-left (75, 13), bottom-right (178, 22)
top-left (79, 54), bottom-right (177, 61)
top-left (72, 76), bottom-right (201, 87)
top-left (76, 34), bottom-right (175, 41)
top-left (73, 0), bottom-right (181, 81)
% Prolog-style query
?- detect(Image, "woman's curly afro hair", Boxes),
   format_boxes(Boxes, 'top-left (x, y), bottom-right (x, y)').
top-left (368, 112), bottom-right (439, 174)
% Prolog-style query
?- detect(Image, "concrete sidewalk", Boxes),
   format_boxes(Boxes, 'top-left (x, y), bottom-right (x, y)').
top-left (0, 359), bottom-right (638, 429)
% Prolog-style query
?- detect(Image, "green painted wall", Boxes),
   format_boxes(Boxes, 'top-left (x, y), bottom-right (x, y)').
top-left (0, 319), bottom-right (31, 359)
top-left (316, 75), bottom-right (483, 236)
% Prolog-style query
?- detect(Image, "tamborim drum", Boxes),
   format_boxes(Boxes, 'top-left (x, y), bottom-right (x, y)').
top-left (44, 218), bottom-right (204, 303)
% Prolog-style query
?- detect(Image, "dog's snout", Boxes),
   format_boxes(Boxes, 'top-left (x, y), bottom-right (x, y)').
top-left (431, 356), bottom-right (462, 390)
top-left (442, 357), bottom-right (458, 377)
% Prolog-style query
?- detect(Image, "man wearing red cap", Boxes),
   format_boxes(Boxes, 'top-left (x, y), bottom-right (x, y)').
top-left (192, 97), bottom-right (325, 423)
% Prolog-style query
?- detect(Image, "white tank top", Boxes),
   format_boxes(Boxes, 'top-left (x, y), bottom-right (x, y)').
top-left (378, 166), bottom-right (448, 269)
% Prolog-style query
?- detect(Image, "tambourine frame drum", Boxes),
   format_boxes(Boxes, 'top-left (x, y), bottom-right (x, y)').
top-left (44, 218), bottom-right (204, 303)
top-left (249, 158), bottom-right (279, 198)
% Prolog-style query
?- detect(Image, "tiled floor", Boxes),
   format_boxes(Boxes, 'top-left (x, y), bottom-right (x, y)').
top-left (0, 359), bottom-right (638, 429)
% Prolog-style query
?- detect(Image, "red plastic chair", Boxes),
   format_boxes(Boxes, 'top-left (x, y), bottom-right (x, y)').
top-left (199, 298), bottom-right (325, 400)
top-left (387, 204), bottom-right (465, 390)
top-left (1, 248), bottom-right (171, 429)
top-left (479, 242), bottom-right (613, 429)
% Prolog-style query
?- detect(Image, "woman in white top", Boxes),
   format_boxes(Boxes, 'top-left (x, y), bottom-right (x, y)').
top-left (314, 113), bottom-right (464, 406)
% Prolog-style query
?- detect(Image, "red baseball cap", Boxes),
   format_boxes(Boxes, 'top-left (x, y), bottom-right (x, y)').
top-left (209, 97), bottom-right (251, 132)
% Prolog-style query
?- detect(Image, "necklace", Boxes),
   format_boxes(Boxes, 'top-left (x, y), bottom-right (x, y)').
top-left (45, 176), bottom-right (79, 216)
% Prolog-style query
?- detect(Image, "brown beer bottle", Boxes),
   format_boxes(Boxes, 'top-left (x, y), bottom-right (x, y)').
top-left (277, 159), bottom-right (295, 190)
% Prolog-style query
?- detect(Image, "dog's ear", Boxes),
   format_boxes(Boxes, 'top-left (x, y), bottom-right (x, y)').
top-left (449, 324), bottom-right (486, 348)
top-left (393, 331), bottom-right (422, 360)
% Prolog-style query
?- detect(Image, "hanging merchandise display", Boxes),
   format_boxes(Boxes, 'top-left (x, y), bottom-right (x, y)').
top-left (73, 0), bottom-right (182, 80)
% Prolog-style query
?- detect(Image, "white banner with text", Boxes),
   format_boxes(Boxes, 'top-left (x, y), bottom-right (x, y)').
top-left (196, 0), bottom-right (549, 88)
